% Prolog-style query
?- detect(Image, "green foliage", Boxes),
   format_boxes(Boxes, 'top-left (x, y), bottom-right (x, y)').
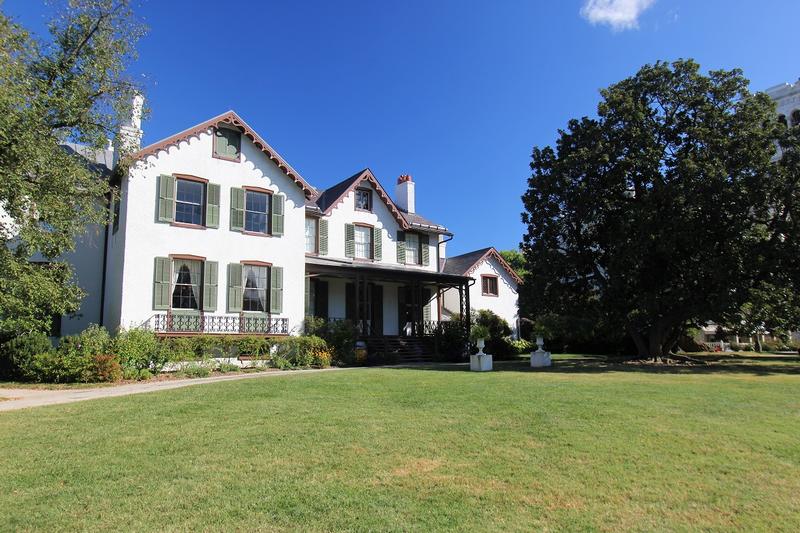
top-left (305, 320), bottom-right (356, 365)
top-left (498, 249), bottom-right (528, 279)
top-left (0, 1), bottom-right (146, 340)
top-left (521, 59), bottom-right (800, 359)
top-left (510, 339), bottom-right (533, 354)
top-left (0, 331), bottom-right (53, 380)
top-left (272, 336), bottom-right (329, 369)
top-left (217, 361), bottom-right (240, 374)
top-left (88, 354), bottom-right (123, 382)
top-left (114, 328), bottom-right (168, 373)
top-left (469, 325), bottom-right (489, 342)
top-left (434, 324), bottom-right (468, 362)
top-left (31, 324), bottom-right (112, 382)
top-left (178, 362), bottom-right (211, 379)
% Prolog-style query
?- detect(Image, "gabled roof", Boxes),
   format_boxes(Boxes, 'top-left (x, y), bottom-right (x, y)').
top-left (309, 169), bottom-right (450, 233)
top-left (443, 247), bottom-right (523, 284)
top-left (312, 168), bottom-right (411, 229)
top-left (131, 110), bottom-right (314, 197)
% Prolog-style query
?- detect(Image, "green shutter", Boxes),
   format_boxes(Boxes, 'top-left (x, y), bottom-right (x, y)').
top-left (396, 230), bottom-right (406, 263)
top-left (373, 227), bottom-right (382, 261)
top-left (270, 266), bottom-right (283, 314)
top-left (153, 257), bottom-right (171, 310)
top-left (423, 288), bottom-right (432, 322)
top-left (206, 183), bottom-right (220, 228)
top-left (203, 261), bottom-right (218, 312)
top-left (319, 218), bottom-right (328, 255)
top-left (345, 224), bottom-right (355, 258)
top-left (157, 175), bottom-right (175, 223)
top-left (421, 234), bottom-right (430, 266)
top-left (214, 128), bottom-right (228, 157)
top-left (227, 263), bottom-right (243, 313)
top-left (271, 194), bottom-right (284, 236)
top-left (230, 188), bottom-right (244, 231)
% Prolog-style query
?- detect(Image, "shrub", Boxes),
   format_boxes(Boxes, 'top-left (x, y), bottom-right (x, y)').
top-left (273, 336), bottom-right (329, 369)
top-left (217, 361), bottom-right (240, 373)
top-left (137, 369), bottom-right (153, 380)
top-left (434, 324), bottom-right (468, 362)
top-left (179, 362), bottom-right (211, 378)
top-left (0, 331), bottom-right (53, 381)
top-left (34, 325), bottom-right (113, 383)
top-left (234, 336), bottom-right (274, 359)
top-left (114, 329), bottom-right (168, 374)
top-left (310, 346), bottom-right (332, 368)
top-left (88, 354), bottom-right (123, 382)
top-left (309, 320), bottom-right (356, 365)
top-left (164, 337), bottom-right (197, 362)
top-left (469, 324), bottom-right (490, 342)
top-left (474, 309), bottom-right (511, 340)
top-left (510, 338), bottom-right (534, 354)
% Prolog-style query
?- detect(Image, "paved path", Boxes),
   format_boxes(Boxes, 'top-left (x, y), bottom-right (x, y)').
top-left (0, 367), bottom-right (355, 413)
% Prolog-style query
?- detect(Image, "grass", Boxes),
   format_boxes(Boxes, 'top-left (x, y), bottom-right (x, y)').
top-left (1, 356), bottom-right (799, 531)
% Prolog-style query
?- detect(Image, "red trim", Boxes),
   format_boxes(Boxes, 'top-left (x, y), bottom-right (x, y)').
top-left (320, 169), bottom-right (409, 229)
top-left (481, 274), bottom-right (499, 297)
top-left (243, 186), bottom-right (273, 195)
top-left (170, 222), bottom-right (206, 230)
top-left (463, 248), bottom-right (523, 285)
top-left (170, 254), bottom-right (206, 261)
top-left (174, 174), bottom-right (208, 184)
top-left (242, 231), bottom-right (273, 238)
top-left (241, 260), bottom-right (272, 267)
top-left (131, 111), bottom-right (314, 198)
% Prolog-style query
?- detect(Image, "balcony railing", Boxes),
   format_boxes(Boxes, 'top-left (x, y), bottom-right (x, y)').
top-left (146, 313), bottom-right (289, 335)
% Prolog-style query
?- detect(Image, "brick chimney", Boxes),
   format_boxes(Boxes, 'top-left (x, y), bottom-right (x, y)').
top-left (395, 174), bottom-right (415, 213)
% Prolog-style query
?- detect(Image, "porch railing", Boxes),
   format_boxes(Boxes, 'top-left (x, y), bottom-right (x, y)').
top-left (146, 313), bottom-right (289, 335)
top-left (310, 317), bottom-right (463, 337)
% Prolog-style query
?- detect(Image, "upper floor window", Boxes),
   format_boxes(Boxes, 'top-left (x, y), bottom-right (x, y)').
top-left (779, 114), bottom-right (788, 128)
top-left (243, 264), bottom-right (268, 312)
top-left (354, 225), bottom-right (373, 259)
top-left (175, 178), bottom-right (205, 226)
top-left (305, 217), bottom-right (318, 253)
top-left (245, 190), bottom-right (270, 234)
top-left (481, 275), bottom-right (499, 297)
top-left (355, 189), bottom-right (372, 211)
top-left (172, 258), bottom-right (202, 309)
top-left (405, 233), bottom-right (420, 265)
top-left (213, 127), bottom-right (241, 161)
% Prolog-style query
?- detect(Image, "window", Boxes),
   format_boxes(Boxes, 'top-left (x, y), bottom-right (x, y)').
top-left (175, 179), bottom-right (205, 225)
top-left (405, 233), bottom-right (420, 265)
top-left (354, 225), bottom-right (372, 259)
top-left (481, 275), bottom-right (499, 297)
top-left (355, 189), bottom-right (372, 211)
top-left (305, 217), bottom-right (318, 253)
top-left (792, 110), bottom-right (800, 128)
top-left (779, 114), bottom-right (788, 128)
top-left (243, 264), bottom-right (268, 312)
top-left (172, 258), bottom-right (202, 309)
top-left (213, 127), bottom-right (241, 160)
top-left (245, 190), bottom-right (269, 234)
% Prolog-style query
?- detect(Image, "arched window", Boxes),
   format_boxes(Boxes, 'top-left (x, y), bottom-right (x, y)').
top-left (778, 114), bottom-right (787, 127)
top-left (792, 110), bottom-right (800, 127)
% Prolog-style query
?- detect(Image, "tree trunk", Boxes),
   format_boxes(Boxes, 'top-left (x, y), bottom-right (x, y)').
top-left (627, 325), bottom-right (649, 358)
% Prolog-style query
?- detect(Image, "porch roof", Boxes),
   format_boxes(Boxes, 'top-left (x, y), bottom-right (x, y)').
top-left (306, 256), bottom-right (471, 286)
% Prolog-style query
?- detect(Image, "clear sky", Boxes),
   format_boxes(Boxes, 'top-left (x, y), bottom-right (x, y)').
top-left (5, 0), bottom-right (800, 255)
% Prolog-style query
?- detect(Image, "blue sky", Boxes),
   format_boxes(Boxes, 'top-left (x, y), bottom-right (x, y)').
top-left (5, 0), bottom-right (800, 255)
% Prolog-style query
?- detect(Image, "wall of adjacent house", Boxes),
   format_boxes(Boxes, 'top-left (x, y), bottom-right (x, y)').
top-left (58, 224), bottom-right (107, 336)
top-left (115, 129), bottom-right (307, 334)
top-left (321, 180), bottom-right (439, 272)
top-left (442, 255), bottom-right (519, 338)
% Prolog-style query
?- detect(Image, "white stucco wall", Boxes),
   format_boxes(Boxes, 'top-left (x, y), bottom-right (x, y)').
top-left (442, 255), bottom-right (519, 337)
top-left (115, 129), bottom-right (307, 334)
top-left (321, 180), bottom-right (438, 272)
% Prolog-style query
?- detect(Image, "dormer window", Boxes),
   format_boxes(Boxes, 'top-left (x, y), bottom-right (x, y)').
top-left (213, 127), bottom-right (241, 161)
top-left (355, 189), bottom-right (372, 211)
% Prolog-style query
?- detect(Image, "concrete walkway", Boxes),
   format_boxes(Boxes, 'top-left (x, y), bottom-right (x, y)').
top-left (0, 367), bottom-right (355, 413)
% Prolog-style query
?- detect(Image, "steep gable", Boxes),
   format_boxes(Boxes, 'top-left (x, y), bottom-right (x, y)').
top-left (443, 247), bottom-right (523, 284)
top-left (131, 111), bottom-right (314, 197)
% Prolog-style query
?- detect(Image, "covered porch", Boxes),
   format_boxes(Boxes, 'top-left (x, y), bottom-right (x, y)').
top-left (305, 257), bottom-right (471, 339)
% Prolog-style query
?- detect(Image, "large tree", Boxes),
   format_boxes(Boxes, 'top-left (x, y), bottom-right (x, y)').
top-left (521, 60), bottom-right (800, 360)
top-left (0, 0), bottom-right (145, 340)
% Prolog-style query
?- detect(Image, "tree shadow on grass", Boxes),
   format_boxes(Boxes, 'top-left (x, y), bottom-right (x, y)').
top-left (389, 355), bottom-right (800, 377)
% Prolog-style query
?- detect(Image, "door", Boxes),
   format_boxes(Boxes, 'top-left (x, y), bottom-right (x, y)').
top-left (370, 284), bottom-right (383, 335)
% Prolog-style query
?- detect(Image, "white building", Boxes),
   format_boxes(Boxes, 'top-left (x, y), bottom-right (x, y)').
top-left (441, 248), bottom-right (522, 337)
top-left (37, 105), bottom-right (524, 357)
top-left (765, 78), bottom-right (800, 128)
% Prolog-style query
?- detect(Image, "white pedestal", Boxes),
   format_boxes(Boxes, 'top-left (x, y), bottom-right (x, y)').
top-left (470, 353), bottom-right (493, 371)
top-left (530, 349), bottom-right (551, 367)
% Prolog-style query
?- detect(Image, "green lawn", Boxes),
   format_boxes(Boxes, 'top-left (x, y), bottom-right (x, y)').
top-left (1, 356), bottom-right (799, 531)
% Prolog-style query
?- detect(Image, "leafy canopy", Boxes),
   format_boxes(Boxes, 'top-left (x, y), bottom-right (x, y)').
top-left (0, 0), bottom-right (145, 340)
top-left (520, 59), bottom-right (800, 358)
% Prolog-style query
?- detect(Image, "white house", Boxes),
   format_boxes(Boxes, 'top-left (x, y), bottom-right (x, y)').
top-left (441, 247), bottom-right (522, 337)
top-left (34, 102), bottom-right (528, 359)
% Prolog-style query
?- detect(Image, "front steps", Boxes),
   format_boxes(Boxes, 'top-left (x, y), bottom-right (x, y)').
top-left (364, 336), bottom-right (436, 364)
